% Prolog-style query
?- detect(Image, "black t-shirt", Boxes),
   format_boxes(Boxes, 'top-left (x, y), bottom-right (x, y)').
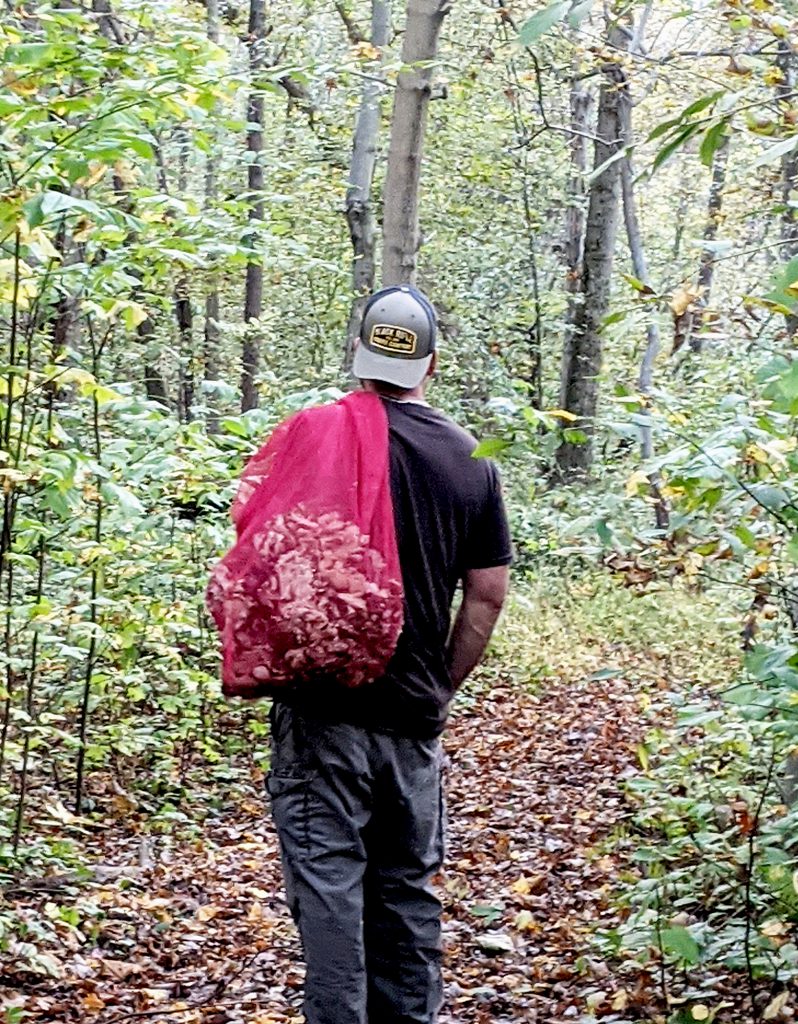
top-left (279, 397), bottom-right (513, 737)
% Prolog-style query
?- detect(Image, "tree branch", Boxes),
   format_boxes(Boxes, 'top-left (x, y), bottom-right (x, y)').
top-left (334, 0), bottom-right (365, 45)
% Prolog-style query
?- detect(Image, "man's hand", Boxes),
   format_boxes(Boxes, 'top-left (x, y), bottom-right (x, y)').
top-left (446, 565), bottom-right (510, 688)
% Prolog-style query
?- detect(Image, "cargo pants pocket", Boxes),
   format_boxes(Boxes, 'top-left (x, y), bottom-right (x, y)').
top-left (266, 770), bottom-right (316, 855)
top-left (266, 705), bottom-right (318, 857)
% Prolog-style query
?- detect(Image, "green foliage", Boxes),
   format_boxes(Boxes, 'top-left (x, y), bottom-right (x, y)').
top-left (518, 0), bottom-right (595, 44)
top-left (601, 677), bottom-right (798, 1003)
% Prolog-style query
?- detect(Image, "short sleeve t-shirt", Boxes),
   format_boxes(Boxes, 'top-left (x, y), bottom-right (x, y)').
top-left (279, 396), bottom-right (513, 737)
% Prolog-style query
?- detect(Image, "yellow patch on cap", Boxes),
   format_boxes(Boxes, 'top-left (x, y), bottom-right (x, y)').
top-left (369, 323), bottom-right (418, 355)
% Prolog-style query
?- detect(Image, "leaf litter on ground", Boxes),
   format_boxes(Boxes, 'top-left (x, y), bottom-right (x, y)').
top-left (0, 619), bottom-right (737, 1023)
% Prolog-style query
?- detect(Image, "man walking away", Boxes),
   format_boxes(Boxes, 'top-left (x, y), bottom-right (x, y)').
top-left (267, 285), bottom-right (512, 1024)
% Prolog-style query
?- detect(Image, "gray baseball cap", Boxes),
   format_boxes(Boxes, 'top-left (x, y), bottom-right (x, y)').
top-left (352, 285), bottom-right (438, 389)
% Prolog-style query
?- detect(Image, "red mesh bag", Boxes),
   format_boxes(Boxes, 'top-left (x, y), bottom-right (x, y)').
top-left (206, 391), bottom-right (403, 698)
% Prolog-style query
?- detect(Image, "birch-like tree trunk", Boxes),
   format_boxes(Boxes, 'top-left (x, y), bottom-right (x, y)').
top-left (204, 0), bottom-right (221, 429)
top-left (381, 0), bottom-right (450, 286)
top-left (618, 13), bottom-right (669, 530)
top-left (555, 26), bottom-right (629, 480)
top-left (241, 0), bottom-right (266, 412)
top-left (343, 0), bottom-right (392, 365)
top-left (777, 40), bottom-right (798, 340)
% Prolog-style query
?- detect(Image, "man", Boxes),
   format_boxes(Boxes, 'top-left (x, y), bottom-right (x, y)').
top-left (266, 285), bottom-right (512, 1024)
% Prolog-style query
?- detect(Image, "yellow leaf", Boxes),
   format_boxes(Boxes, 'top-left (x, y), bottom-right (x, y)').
top-left (763, 67), bottom-right (785, 87)
top-left (669, 286), bottom-right (699, 317)
top-left (625, 470), bottom-right (649, 497)
top-left (764, 992), bottom-right (791, 1019)
top-left (196, 904), bottom-right (222, 922)
top-left (0, 258), bottom-right (38, 308)
top-left (122, 301), bottom-right (148, 330)
top-left (746, 442), bottom-right (769, 464)
top-left (746, 111), bottom-right (777, 135)
top-left (691, 1006), bottom-right (710, 1021)
top-left (113, 159), bottom-right (139, 188)
top-left (100, 299), bottom-right (149, 331)
top-left (139, 988), bottom-right (170, 1005)
top-left (83, 992), bottom-right (106, 1013)
top-left (611, 989), bottom-right (629, 1010)
top-left (353, 42), bottom-right (381, 61)
top-left (73, 217), bottom-right (94, 243)
top-left (761, 919), bottom-right (789, 937)
top-left (513, 909), bottom-right (538, 932)
top-left (511, 876), bottom-right (531, 895)
top-left (17, 220), bottom-right (60, 260)
top-left (5, 72), bottom-right (38, 96)
top-left (548, 408), bottom-right (577, 422)
top-left (79, 380), bottom-right (123, 405)
top-left (57, 367), bottom-right (96, 387)
top-left (76, 161), bottom-right (108, 189)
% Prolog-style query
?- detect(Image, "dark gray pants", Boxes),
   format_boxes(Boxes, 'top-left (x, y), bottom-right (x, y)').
top-left (266, 703), bottom-right (444, 1024)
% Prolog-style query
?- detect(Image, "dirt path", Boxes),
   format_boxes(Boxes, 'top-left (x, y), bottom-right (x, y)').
top-left (9, 662), bottom-right (647, 1024)
top-left (442, 672), bottom-right (644, 1022)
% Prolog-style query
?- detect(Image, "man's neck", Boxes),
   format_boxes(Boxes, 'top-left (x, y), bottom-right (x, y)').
top-left (361, 380), bottom-right (428, 402)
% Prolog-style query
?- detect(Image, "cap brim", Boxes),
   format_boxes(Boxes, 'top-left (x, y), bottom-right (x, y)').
top-left (352, 346), bottom-right (433, 389)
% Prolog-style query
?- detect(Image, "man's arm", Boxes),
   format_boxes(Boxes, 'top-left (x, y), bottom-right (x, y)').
top-left (446, 565), bottom-right (510, 688)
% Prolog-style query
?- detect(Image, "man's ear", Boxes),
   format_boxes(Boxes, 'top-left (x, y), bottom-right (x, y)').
top-left (427, 351), bottom-right (438, 379)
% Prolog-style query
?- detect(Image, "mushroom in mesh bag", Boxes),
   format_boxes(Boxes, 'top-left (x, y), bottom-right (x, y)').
top-left (206, 391), bottom-right (404, 698)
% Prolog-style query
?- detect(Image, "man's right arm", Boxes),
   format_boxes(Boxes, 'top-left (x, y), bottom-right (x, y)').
top-left (446, 565), bottom-right (510, 689)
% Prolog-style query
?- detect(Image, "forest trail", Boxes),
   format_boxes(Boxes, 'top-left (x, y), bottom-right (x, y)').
top-left (13, 633), bottom-right (659, 1024)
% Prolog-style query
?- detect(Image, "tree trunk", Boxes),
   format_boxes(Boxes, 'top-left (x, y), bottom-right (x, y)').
top-left (92, 0), bottom-right (168, 404)
top-left (139, 315), bottom-right (169, 406)
top-left (776, 40), bottom-right (798, 801)
top-left (671, 184), bottom-right (689, 261)
top-left (559, 73), bottom-right (594, 409)
top-left (241, 0), bottom-right (266, 412)
top-left (206, 0), bottom-right (220, 42)
top-left (777, 40), bottom-right (798, 340)
top-left (555, 26), bottom-right (629, 480)
top-left (343, 0), bottom-right (392, 366)
top-left (621, 160), bottom-right (662, 460)
top-left (204, 0), bottom-right (221, 429)
top-left (618, 39), bottom-right (669, 530)
top-left (381, 0), bottom-right (450, 286)
top-left (174, 281), bottom-right (194, 422)
top-left (92, 0), bottom-right (125, 43)
top-left (335, 0), bottom-right (365, 43)
top-left (688, 133), bottom-right (730, 353)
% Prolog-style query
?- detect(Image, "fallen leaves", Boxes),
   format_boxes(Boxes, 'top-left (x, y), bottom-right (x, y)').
top-left (438, 663), bottom-right (649, 1020)
top-left (0, 639), bottom-right (715, 1021)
